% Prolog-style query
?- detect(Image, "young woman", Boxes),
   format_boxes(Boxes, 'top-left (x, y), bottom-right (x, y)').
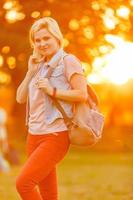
top-left (16, 17), bottom-right (88, 200)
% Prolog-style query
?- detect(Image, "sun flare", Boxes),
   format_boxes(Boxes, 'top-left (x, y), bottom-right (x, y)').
top-left (88, 35), bottom-right (133, 85)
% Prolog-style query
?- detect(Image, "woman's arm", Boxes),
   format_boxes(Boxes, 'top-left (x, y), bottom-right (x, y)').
top-left (48, 74), bottom-right (88, 102)
top-left (16, 56), bottom-right (40, 104)
top-left (16, 71), bottom-right (33, 104)
top-left (36, 55), bottom-right (88, 102)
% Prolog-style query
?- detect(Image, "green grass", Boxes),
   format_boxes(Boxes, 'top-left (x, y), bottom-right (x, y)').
top-left (0, 149), bottom-right (133, 200)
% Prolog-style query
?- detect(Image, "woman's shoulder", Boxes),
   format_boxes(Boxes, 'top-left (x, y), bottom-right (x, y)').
top-left (63, 52), bottom-right (84, 80)
top-left (63, 53), bottom-right (81, 65)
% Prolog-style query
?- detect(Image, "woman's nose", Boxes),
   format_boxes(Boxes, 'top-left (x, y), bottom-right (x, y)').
top-left (40, 40), bottom-right (47, 47)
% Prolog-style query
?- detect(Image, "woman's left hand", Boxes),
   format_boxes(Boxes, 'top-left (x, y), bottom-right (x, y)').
top-left (35, 78), bottom-right (53, 95)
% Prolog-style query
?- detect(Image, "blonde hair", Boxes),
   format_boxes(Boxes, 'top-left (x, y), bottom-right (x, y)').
top-left (29, 17), bottom-right (63, 48)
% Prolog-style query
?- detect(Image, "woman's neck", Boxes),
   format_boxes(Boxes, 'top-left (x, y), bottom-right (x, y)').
top-left (45, 48), bottom-right (60, 62)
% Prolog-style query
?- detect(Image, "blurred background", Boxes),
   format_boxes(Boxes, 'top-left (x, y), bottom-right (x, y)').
top-left (0, 0), bottom-right (133, 199)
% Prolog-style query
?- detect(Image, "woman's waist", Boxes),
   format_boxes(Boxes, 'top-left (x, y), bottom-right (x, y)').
top-left (28, 118), bottom-right (68, 133)
top-left (29, 105), bottom-right (73, 124)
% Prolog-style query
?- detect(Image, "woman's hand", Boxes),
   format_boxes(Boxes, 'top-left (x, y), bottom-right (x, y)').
top-left (35, 78), bottom-right (53, 95)
top-left (27, 55), bottom-right (40, 77)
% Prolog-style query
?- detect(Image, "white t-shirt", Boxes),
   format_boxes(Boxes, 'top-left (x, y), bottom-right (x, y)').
top-left (27, 51), bottom-right (84, 135)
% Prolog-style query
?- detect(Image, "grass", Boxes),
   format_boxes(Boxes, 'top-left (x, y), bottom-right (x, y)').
top-left (0, 148), bottom-right (133, 200)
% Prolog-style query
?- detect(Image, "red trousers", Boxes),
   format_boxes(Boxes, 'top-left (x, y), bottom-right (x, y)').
top-left (16, 131), bottom-right (70, 200)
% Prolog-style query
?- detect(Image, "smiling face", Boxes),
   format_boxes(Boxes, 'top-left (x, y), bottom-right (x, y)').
top-left (34, 28), bottom-right (60, 60)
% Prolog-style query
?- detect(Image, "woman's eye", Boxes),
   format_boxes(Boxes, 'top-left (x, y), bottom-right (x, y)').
top-left (35, 39), bottom-right (40, 43)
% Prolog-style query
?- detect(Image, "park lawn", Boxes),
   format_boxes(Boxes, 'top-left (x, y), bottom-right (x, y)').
top-left (0, 149), bottom-right (133, 200)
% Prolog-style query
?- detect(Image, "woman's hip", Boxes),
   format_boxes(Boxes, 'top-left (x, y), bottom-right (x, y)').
top-left (26, 130), bottom-right (70, 157)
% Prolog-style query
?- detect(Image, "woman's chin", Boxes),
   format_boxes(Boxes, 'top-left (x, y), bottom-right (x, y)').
top-left (40, 50), bottom-right (49, 56)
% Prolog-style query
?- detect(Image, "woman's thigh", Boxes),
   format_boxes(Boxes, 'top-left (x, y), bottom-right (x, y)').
top-left (19, 131), bottom-right (70, 184)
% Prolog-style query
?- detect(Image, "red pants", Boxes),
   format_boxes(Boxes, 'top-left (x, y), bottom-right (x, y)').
top-left (16, 131), bottom-right (70, 200)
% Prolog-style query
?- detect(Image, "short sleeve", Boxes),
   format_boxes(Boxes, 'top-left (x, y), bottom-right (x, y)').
top-left (64, 54), bottom-right (84, 82)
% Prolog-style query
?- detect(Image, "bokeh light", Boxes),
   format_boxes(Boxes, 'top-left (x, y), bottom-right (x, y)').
top-left (91, 1), bottom-right (100, 11)
top-left (0, 55), bottom-right (4, 67)
top-left (79, 16), bottom-right (90, 26)
top-left (1, 46), bottom-right (10, 54)
top-left (31, 11), bottom-right (41, 19)
top-left (42, 10), bottom-right (51, 17)
top-left (5, 10), bottom-right (25, 23)
top-left (130, 0), bottom-right (133, 6)
top-left (68, 19), bottom-right (80, 31)
top-left (0, 108), bottom-right (7, 124)
top-left (5, 10), bottom-right (17, 22)
top-left (63, 38), bottom-right (70, 47)
top-left (3, 1), bottom-right (14, 10)
top-left (99, 45), bottom-right (111, 54)
top-left (7, 56), bottom-right (16, 69)
top-left (102, 9), bottom-right (118, 30)
top-left (0, 71), bottom-right (11, 84)
top-left (116, 6), bottom-right (130, 19)
top-left (83, 27), bottom-right (94, 40)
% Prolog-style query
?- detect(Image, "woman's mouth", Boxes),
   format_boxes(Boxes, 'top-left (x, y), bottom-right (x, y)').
top-left (40, 47), bottom-right (48, 51)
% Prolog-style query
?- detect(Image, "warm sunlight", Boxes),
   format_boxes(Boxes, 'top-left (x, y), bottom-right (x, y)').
top-left (88, 35), bottom-right (133, 85)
